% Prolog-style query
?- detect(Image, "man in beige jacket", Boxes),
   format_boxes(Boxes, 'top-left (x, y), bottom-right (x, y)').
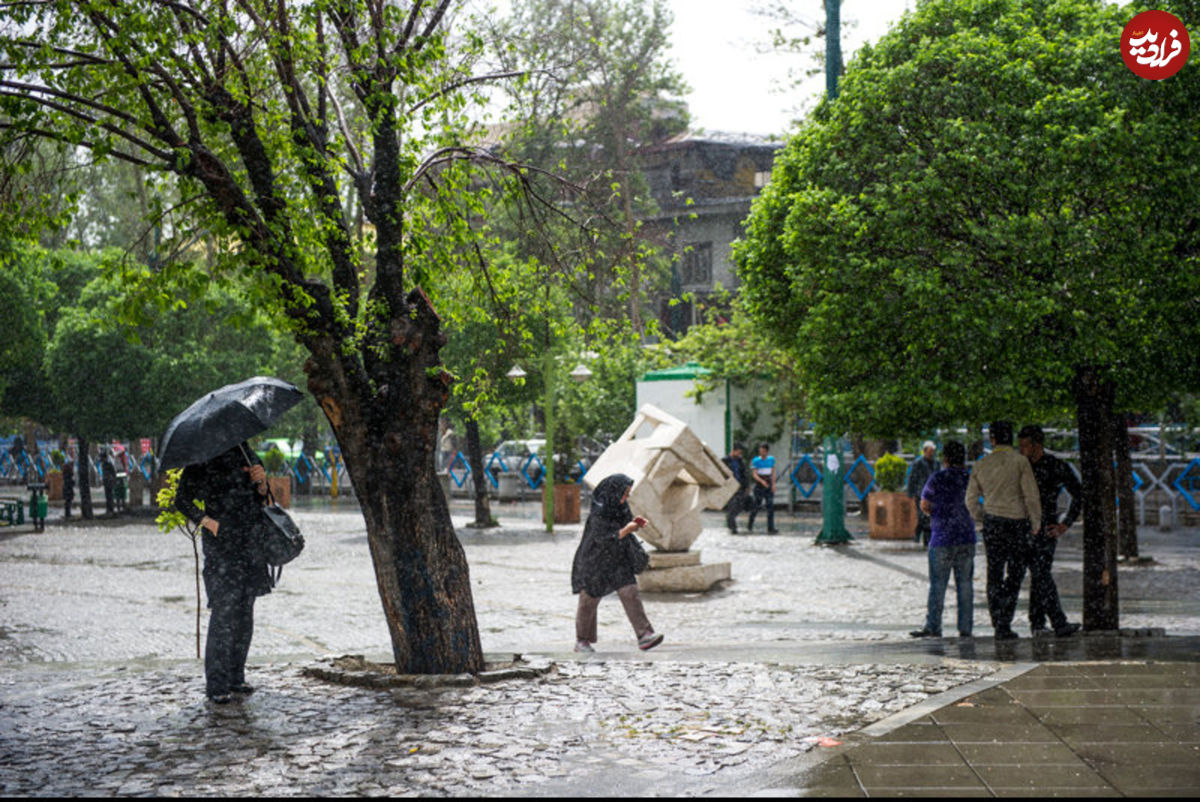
top-left (966, 421), bottom-right (1042, 640)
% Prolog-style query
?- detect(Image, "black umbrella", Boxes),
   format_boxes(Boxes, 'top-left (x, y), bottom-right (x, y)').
top-left (159, 376), bottom-right (305, 470)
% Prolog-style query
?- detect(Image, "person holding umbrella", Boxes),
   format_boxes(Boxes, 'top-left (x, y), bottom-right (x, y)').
top-left (160, 376), bottom-right (305, 705)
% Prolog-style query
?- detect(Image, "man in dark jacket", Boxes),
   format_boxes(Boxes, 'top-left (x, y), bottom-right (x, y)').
top-left (62, 456), bottom-right (75, 520)
top-left (99, 447), bottom-right (117, 516)
top-left (1018, 425), bottom-right (1082, 638)
top-left (722, 443), bottom-right (750, 534)
top-left (174, 442), bottom-right (271, 704)
top-left (907, 441), bottom-right (938, 547)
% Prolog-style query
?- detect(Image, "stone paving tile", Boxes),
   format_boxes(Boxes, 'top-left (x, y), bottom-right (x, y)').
top-left (0, 658), bottom-right (997, 797)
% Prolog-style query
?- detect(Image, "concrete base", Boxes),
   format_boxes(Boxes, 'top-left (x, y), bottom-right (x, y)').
top-left (638, 552), bottom-right (730, 593)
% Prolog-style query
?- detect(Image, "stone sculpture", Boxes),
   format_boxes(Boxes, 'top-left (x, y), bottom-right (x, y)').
top-left (583, 404), bottom-right (739, 592)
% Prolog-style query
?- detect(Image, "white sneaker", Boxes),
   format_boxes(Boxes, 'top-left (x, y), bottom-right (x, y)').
top-left (637, 630), bottom-right (664, 651)
top-left (574, 639), bottom-right (595, 653)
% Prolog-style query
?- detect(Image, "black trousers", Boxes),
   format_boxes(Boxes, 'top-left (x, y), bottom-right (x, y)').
top-left (748, 485), bottom-right (775, 531)
top-left (1028, 532), bottom-right (1068, 631)
top-left (981, 515), bottom-right (1030, 633)
top-left (726, 489), bottom-right (748, 531)
top-left (204, 570), bottom-right (257, 696)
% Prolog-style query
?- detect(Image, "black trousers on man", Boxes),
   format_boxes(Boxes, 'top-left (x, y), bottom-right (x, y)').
top-left (726, 488), bottom-right (750, 532)
top-left (981, 515), bottom-right (1030, 634)
top-left (748, 484), bottom-right (775, 532)
top-left (1028, 533), bottom-right (1068, 631)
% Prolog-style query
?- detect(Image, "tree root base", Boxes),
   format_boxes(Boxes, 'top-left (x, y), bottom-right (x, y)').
top-left (302, 653), bottom-right (556, 690)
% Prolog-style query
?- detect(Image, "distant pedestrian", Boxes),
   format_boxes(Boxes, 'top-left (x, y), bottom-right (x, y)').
top-left (62, 456), bottom-right (75, 520)
top-left (747, 442), bottom-right (778, 534)
top-left (910, 441), bottom-right (976, 639)
top-left (174, 442), bottom-right (272, 704)
top-left (907, 441), bottom-right (938, 547)
top-left (966, 421), bottom-right (1041, 640)
top-left (439, 424), bottom-right (457, 472)
top-left (571, 473), bottom-right (662, 653)
top-left (99, 447), bottom-right (117, 516)
top-left (1018, 425), bottom-right (1082, 638)
top-left (722, 443), bottom-right (750, 534)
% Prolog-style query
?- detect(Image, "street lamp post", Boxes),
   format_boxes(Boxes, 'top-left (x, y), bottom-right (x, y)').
top-left (508, 356), bottom-right (590, 532)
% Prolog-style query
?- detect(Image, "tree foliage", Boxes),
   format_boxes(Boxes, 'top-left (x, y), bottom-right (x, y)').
top-left (736, 0), bottom-right (1200, 437)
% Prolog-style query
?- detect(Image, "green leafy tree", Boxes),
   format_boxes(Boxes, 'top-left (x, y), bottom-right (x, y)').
top-left (0, 0), bottom-right (597, 673)
top-left (735, 0), bottom-right (1200, 629)
top-left (489, 0), bottom-right (689, 332)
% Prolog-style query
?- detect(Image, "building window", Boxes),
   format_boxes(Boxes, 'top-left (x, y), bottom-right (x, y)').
top-left (753, 170), bottom-right (771, 188)
top-left (680, 242), bottom-right (712, 286)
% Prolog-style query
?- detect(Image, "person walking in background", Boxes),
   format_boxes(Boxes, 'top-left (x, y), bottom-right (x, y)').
top-left (967, 421), bottom-right (1041, 640)
top-left (748, 442), bottom-right (779, 534)
top-left (99, 447), bottom-right (117, 516)
top-left (910, 441), bottom-right (976, 639)
top-left (174, 442), bottom-right (272, 704)
top-left (1018, 424), bottom-right (1083, 638)
top-left (907, 441), bottom-right (939, 547)
top-left (722, 443), bottom-right (750, 534)
top-left (61, 455), bottom-right (75, 520)
top-left (571, 473), bottom-right (662, 653)
top-left (439, 424), bottom-right (457, 472)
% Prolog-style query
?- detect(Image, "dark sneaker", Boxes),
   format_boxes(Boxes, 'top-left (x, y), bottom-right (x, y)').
top-left (767, 529), bottom-right (780, 534)
top-left (994, 628), bottom-right (1019, 641)
top-left (909, 628), bottom-right (940, 638)
top-left (958, 632), bottom-right (973, 639)
top-left (230, 683), bottom-right (256, 695)
top-left (1055, 622), bottom-right (1082, 638)
top-left (637, 630), bottom-right (664, 651)
top-left (207, 693), bottom-right (234, 704)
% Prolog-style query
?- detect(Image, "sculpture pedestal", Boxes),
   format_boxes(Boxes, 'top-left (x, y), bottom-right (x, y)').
top-left (637, 550), bottom-right (731, 593)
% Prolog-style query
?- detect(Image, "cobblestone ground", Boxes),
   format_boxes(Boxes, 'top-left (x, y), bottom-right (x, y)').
top-left (1, 501), bottom-right (1197, 795)
top-left (0, 657), bottom-right (995, 797)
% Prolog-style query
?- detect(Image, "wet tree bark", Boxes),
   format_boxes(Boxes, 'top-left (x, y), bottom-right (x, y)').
top-left (1113, 413), bottom-right (1138, 560)
top-left (75, 433), bottom-right (92, 520)
top-left (1073, 367), bottom-right (1119, 630)
top-left (301, 289), bottom-right (484, 675)
top-left (465, 417), bottom-right (496, 528)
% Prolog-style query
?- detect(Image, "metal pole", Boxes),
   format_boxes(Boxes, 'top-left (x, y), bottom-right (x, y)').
top-left (543, 348), bottom-right (556, 532)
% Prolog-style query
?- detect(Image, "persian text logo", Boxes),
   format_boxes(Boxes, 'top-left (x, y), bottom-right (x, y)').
top-left (1122, 9), bottom-right (1190, 80)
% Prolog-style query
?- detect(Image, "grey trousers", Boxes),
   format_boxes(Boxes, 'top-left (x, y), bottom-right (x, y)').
top-left (576, 583), bottom-right (652, 642)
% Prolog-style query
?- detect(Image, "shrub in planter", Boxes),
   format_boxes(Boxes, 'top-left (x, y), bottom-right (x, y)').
top-left (873, 452), bottom-right (908, 493)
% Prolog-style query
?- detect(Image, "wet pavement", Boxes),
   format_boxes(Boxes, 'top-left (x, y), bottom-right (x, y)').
top-left (1, 497), bottom-right (1199, 795)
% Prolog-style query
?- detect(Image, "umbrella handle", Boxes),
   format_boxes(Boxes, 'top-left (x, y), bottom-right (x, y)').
top-left (237, 443), bottom-right (276, 506)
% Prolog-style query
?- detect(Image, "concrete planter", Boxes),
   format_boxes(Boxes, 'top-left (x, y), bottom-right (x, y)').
top-left (542, 482), bottom-right (581, 524)
top-left (45, 471), bottom-right (63, 501)
top-left (267, 476), bottom-right (291, 508)
top-left (867, 491), bottom-right (916, 539)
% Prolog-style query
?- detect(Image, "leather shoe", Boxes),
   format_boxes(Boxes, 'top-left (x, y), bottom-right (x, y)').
top-left (909, 628), bottom-right (940, 638)
top-left (230, 683), bottom-right (256, 695)
top-left (1055, 623), bottom-right (1082, 638)
top-left (994, 628), bottom-right (1019, 641)
top-left (207, 693), bottom-right (234, 704)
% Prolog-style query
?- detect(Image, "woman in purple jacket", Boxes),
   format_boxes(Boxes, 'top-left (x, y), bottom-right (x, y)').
top-left (910, 440), bottom-right (976, 639)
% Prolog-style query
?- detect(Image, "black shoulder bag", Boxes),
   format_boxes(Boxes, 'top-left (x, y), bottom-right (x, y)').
top-left (256, 488), bottom-right (305, 585)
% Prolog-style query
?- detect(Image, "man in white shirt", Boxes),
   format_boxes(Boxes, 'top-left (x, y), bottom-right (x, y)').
top-left (966, 421), bottom-right (1042, 640)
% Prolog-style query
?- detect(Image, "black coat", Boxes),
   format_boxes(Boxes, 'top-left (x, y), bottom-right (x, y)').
top-left (174, 443), bottom-right (272, 603)
top-left (572, 474), bottom-right (638, 597)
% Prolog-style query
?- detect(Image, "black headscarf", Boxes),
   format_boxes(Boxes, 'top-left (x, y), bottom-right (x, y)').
top-left (571, 473), bottom-right (637, 597)
top-left (589, 473), bottom-right (634, 525)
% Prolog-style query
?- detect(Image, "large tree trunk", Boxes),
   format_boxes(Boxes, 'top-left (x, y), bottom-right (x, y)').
top-left (303, 290), bottom-right (484, 675)
top-left (76, 433), bottom-right (93, 520)
top-left (465, 417), bottom-right (496, 528)
top-left (1113, 413), bottom-right (1138, 560)
top-left (1073, 366), bottom-right (1119, 630)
